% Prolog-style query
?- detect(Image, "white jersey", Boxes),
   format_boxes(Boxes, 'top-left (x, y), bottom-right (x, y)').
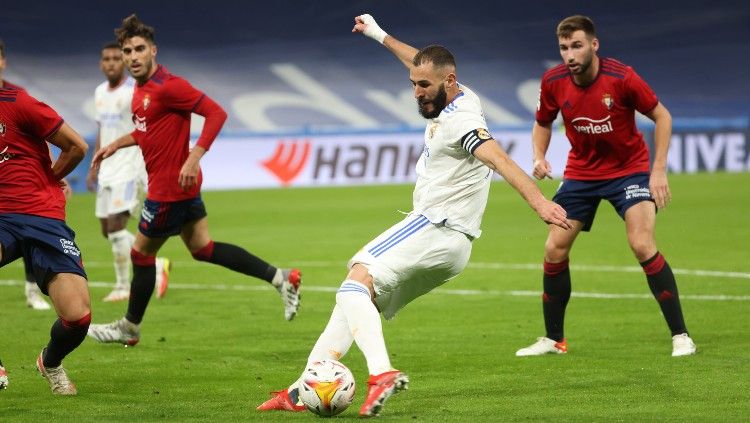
top-left (412, 84), bottom-right (492, 239)
top-left (94, 76), bottom-right (145, 185)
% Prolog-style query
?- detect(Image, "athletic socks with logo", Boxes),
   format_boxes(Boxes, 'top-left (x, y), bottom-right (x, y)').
top-left (640, 252), bottom-right (688, 336)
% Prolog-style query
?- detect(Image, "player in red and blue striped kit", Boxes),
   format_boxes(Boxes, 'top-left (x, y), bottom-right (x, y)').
top-left (516, 15), bottom-right (696, 357)
top-left (87, 15), bottom-right (302, 347)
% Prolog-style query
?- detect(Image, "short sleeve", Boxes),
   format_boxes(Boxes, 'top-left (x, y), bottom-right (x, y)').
top-left (17, 91), bottom-right (64, 140)
top-left (162, 77), bottom-right (205, 112)
top-left (535, 81), bottom-right (559, 124)
top-left (624, 69), bottom-right (659, 114)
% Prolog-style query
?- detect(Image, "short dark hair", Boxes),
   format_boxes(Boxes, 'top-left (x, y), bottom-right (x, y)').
top-left (557, 15), bottom-right (596, 39)
top-left (102, 41), bottom-right (121, 51)
top-left (412, 45), bottom-right (456, 69)
top-left (0, 38), bottom-right (5, 59)
top-left (115, 14), bottom-right (156, 46)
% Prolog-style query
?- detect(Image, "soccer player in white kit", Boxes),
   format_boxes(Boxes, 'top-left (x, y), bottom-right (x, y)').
top-left (257, 14), bottom-right (571, 417)
top-left (86, 42), bottom-right (169, 302)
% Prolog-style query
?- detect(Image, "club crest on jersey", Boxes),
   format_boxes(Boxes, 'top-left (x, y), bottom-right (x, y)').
top-left (143, 94), bottom-right (151, 110)
top-left (0, 121), bottom-right (5, 136)
top-left (428, 123), bottom-right (439, 139)
top-left (602, 93), bottom-right (614, 110)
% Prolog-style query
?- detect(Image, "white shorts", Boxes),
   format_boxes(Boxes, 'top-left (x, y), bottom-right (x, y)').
top-left (95, 179), bottom-right (144, 219)
top-left (348, 214), bottom-right (472, 320)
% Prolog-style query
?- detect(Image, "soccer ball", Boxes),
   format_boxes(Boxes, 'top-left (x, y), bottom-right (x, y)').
top-left (299, 359), bottom-right (356, 416)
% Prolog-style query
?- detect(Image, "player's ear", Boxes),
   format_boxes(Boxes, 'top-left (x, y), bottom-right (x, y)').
top-left (591, 37), bottom-right (599, 52)
top-left (445, 72), bottom-right (456, 88)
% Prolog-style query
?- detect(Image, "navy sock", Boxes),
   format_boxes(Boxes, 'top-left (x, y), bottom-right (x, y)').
top-left (44, 313), bottom-right (91, 368)
top-left (641, 252), bottom-right (688, 336)
top-left (193, 241), bottom-right (277, 283)
top-left (542, 260), bottom-right (571, 342)
top-left (126, 250), bottom-right (156, 325)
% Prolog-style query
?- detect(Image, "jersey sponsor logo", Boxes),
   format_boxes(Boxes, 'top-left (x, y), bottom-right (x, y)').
top-left (134, 115), bottom-right (147, 132)
top-left (0, 146), bottom-right (15, 164)
top-left (602, 93), bottom-right (614, 110)
top-left (59, 238), bottom-right (81, 257)
top-left (571, 115), bottom-right (613, 134)
top-left (261, 139), bottom-right (311, 185)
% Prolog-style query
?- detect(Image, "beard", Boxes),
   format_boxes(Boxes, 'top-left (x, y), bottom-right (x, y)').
top-left (417, 84), bottom-right (448, 119)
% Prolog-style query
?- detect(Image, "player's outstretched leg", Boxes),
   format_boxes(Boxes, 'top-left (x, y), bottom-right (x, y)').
top-left (359, 370), bottom-right (410, 417)
top-left (191, 240), bottom-right (302, 320)
top-left (87, 317), bottom-right (140, 346)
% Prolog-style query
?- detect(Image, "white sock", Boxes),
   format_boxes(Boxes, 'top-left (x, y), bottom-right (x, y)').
top-left (287, 305), bottom-right (354, 395)
top-left (335, 279), bottom-right (391, 375)
top-left (108, 229), bottom-right (135, 287)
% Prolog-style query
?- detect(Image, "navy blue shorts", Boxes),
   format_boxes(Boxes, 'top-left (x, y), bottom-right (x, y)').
top-left (0, 214), bottom-right (87, 294)
top-left (553, 172), bottom-right (655, 232)
top-left (138, 196), bottom-right (208, 238)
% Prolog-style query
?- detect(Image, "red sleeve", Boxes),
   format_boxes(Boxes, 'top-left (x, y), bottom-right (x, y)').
top-left (624, 69), bottom-right (659, 114)
top-left (535, 80), bottom-right (559, 124)
top-left (192, 95), bottom-right (227, 150)
top-left (17, 91), bottom-right (64, 140)
top-left (162, 77), bottom-right (204, 112)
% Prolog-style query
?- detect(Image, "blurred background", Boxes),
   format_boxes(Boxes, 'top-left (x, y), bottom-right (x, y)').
top-left (2, 0), bottom-right (748, 190)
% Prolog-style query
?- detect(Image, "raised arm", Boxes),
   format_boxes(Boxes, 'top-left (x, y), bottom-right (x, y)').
top-left (474, 139), bottom-right (571, 230)
top-left (46, 123), bottom-right (89, 180)
top-left (352, 14), bottom-right (419, 70)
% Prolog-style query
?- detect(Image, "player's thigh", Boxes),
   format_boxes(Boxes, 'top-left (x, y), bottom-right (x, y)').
top-left (552, 179), bottom-right (602, 232)
top-left (180, 216), bottom-right (211, 252)
top-left (132, 231), bottom-right (169, 256)
top-left (624, 201), bottom-right (658, 260)
top-left (0, 222), bottom-right (22, 266)
top-left (47, 273), bottom-right (90, 321)
top-left (105, 211), bottom-right (130, 233)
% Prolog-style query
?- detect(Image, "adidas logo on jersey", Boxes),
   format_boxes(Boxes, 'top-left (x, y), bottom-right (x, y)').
top-left (571, 115), bottom-right (613, 134)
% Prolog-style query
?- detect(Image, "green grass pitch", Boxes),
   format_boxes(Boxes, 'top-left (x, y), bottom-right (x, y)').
top-left (1, 172), bottom-right (748, 421)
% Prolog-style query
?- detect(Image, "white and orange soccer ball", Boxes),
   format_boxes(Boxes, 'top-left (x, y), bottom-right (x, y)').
top-left (299, 359), bottom-right (356, 416)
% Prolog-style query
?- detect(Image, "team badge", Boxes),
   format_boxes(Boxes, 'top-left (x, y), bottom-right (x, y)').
top-left (602, 93), bottom-right (614, 110)
top-left (143, 94), bottom-right (151, 110)
top-left (428, 123), bottom-right (439, 139)
top-left (0, 121), bottom-right (5, 136)
top-left (477, 128), bottom-right (492, 140)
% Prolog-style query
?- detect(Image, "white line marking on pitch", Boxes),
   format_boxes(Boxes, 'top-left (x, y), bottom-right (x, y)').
top-left (6, 260), bottom-right (749, 279)
top-left (1, 279), bottom-right (747, 301)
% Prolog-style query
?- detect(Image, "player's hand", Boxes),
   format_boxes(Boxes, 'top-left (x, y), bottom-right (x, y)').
top-left (178, 157), bottom-right (200, 191)
top-left (86, 166), bottom-right (98, 192)
top-left (91, 144), bottom-right (117, 171)
top-left (649, 169), bottom-right (671, 209)
top-left (59, 178), bottom-right (73, 199)
top-left (352, 14), bottom-right (388, 43)
top-left (537, 199), bottom-right (572, 230)
top-left (532, 158), bottom-right (553, 180)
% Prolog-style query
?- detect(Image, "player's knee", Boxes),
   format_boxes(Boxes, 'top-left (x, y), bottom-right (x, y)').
top-left (131, 248), bottom-right (156, 266)
top-left (544, 239), bottom-right (570, 262)
top-left (191, 240), bottom-right (215, 262)
top-left (628, 239), bottom-right (655, 261)
top-left (62, 311), bottom-right (92, 331)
